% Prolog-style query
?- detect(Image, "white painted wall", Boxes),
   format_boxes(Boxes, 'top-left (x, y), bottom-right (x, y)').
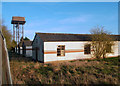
top-left (107, 41), bottom-right (120, 57)
top-left (44, 41), bottom-right (120, 62)
top-left (44, 41), bottom-right (92, 62)
top-left (17, 46), bottom-right (32, 57)
top-left (20, 47), bottom-right (22, 55)
top-left (118, 41), bottom-right (120, 56)
top-left (26, 46), bottom-right (32, 57)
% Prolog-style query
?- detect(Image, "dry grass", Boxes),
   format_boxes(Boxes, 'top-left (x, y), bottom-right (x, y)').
top-left (9, 52), bottom-right (119, 85)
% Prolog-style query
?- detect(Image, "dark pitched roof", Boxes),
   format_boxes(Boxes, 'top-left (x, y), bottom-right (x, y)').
top-left (110, 35), bottom-right (120, 41)
top-left (36, 32), bottom-right (120, 42)
top-left (18, 40), bottom-right (32, 47)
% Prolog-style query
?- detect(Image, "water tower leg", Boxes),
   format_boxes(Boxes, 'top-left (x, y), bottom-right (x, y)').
top-left (22, 25), bottom-right (24, 40)
top-left (16, 26), bottom-right (17, 44)
top-left (13, 24), bottom-right (15, 41)
top-left (18, 23), bottom-right (19, 43)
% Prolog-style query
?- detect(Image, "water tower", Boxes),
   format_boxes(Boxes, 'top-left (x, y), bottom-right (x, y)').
top-left (11, 16), bottom-right (26, 44)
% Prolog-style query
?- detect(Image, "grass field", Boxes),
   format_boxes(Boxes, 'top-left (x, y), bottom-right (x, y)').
top-left (9, 52), bottom-right (119, 85)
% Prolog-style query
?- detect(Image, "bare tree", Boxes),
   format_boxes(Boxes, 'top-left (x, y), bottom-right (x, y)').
top-left (90, 26), bottom-right (114, 59)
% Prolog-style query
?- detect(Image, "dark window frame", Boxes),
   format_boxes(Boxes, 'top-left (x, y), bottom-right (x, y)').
top-left (106, 44), bottom-right (112, 53)
top-left (84, 44), bottom-right (91, 54)
top-left (57, 45), bottom-right (65, 56)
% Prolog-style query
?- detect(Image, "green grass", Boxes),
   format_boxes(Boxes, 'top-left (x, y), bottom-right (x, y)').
top-left (10, 52), bottom-right (119, 84)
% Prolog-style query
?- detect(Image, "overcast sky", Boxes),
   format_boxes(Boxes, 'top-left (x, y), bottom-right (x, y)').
top-left (2, 2), bottom-right (118, 40)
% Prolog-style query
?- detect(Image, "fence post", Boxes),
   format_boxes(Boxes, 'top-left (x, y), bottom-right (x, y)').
top-left (0, 31), bottom-right (2, 85)
top-left (0, 31), bottom-right (12, 85)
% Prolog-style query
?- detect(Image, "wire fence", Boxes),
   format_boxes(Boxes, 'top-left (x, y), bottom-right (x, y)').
top-left (0, 31), bottom-right (12, 85)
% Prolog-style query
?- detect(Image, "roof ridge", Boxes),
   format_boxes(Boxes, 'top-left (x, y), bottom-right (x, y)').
top-left (36, 32), bottom-right (120, 36)
top-left (36, 32), bottom-right (92, 35)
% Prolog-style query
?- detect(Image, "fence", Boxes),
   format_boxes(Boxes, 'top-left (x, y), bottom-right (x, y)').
top-left (0, 31), bottom-right (12, 85)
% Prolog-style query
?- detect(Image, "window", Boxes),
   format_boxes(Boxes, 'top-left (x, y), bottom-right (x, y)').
top-left (84, 44), bottom-right (91, 54)
top-left (106, 44), bottom-right (112, 53)
top-left (57, 45), bottom-right (65, 56)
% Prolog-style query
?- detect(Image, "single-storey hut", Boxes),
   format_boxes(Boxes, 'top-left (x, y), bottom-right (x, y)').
top-left (32, 33), bottom-right (120, 62)
top-left (15, 40), bottom-right (32, 57)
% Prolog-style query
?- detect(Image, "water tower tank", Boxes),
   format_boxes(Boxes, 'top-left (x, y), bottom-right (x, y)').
top-left (11, 16), bottom-right (26, 24)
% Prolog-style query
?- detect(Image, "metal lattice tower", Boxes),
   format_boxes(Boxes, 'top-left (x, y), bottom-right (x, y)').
top-left (11, 16), bottom-right (26, 44)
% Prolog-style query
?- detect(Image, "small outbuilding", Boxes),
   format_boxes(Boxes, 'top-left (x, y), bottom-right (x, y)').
top-left (15, 40), bottom-right (32, 57)
top-left (32, 32), bottom-right (120, 62)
